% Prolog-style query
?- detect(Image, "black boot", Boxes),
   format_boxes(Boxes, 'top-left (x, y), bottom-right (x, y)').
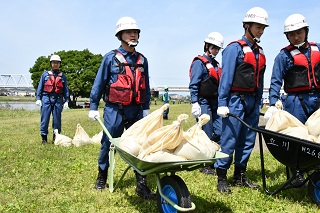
top-left (135, 171), bottom-right (156, 200)
top-left (41, 135), bottom-right (47, 145)
top-left (199, 166), bottom-right (216, 175)
top-left (232, 167), bottom-right (260, 190)
top-left (94, 167), bottom-right (108, 190)
top-left (216, 168), bottom-right (231, 194)
top-left (291, 170), bottom-right (306, 187)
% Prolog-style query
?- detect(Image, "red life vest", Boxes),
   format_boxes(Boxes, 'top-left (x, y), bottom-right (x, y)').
top-left (283, 42), bottom-right (320, 93)
top-left (230, 40), bottom-right (266, 93)
top-left (43, 71), bottom-right (64, 94)
top-left (189, 56), bottom-right (222, 98)
top-left (106, 50), bottom-right (146, 105)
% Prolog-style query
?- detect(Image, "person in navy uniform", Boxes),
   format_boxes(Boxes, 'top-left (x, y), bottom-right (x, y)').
top-left (36, 54), bottom-right (69, 144)
top-left (265, 14), bottom-right (320, 186)
top-left (215, 7), bottom-right (269, 194)
top-left (189, 32), bottom-right (224, 175)
top-left (88, 17), bottom-right (155, 199)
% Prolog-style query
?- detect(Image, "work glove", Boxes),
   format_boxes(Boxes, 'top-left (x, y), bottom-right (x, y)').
top-left (264, 106), bottom-right (278, 121)
top-left (88, 110), bottom-right (100, 121)
top-left (142, 110), bottom-right (149, 117)
top-left (35, 100), bottom-right (42, 106)
top-left (191, 102), bottom-right (201, 118)
top-left (63, 102), bottom-right (69, 110)
top-left (217, 106), bottom-right (229, 118)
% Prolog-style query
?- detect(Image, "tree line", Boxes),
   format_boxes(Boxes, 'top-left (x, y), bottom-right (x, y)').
top-left (29, 49), bottom-right (102, 106)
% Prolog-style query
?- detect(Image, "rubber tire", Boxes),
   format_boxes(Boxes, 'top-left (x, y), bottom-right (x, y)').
top-left (156, 175), bottom-right (192, 213)
top-left (308, 171), bottom-right (320, 207)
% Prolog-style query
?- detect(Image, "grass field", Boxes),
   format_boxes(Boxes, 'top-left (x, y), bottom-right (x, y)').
top-left (1, 103), bottom-right (319, 212)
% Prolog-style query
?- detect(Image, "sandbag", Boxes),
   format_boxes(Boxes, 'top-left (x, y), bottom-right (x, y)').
top-left (72, 124), bottom-right (92, 147)
top-left (138, 114), bottom-right (188, 160)
top-left (305, 108), bottom-right (320, 137)
top-left (144, 150), bottom-right (187, 162)
top-left (266, 109), bottom-right (305, 132)
top-left (53, 129), bottom-right (72, 147)
top-left (174, 114), bottom-right (220, 160)
top-left (279, 126), bottom-right (309, 140)
top-left (120, 104), bottom-right (169, 146)
top-left (91, 130), bottom-right (103, 144)
top-left (307, 135), bottom-right (317, 142)
top-left (118, 138), bottom-right (141, 156)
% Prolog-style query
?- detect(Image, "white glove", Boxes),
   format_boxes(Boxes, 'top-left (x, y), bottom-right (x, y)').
top-left (36, 100), bottom-right (42, 106)
top-left (88, 110), bottom-right (100, 121)
top-left (217, 106), bottom-right (230, 118)
top-left (63, 102), bottom-right (69, 110)
top-left (264, 106), bottom-right (278, 121)
top-left (191, 102), bottom-right (201, 118)
top-left (143, 110), bottom-right (149, 117)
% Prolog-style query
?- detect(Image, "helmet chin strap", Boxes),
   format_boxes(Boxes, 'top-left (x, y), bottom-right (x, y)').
top-left (209, 54), bottom-right (216, 59)
top-left (248, 28), bottom-right (260, 43)
top-left (126, 41), bottom-right (139, 47)
top-left (294, 42), bottom-right (305, 48)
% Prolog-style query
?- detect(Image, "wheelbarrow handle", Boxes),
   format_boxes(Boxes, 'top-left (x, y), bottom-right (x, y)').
top-left (226, 113), bottom-right (258, 131)
top-left (94, 116), bottom-right (114, 140)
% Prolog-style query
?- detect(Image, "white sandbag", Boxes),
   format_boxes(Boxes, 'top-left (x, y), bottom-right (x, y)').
top-left (91, 130), bottom-right (103, 144)
top-left (174, 114), bottom-right (220, 160)
top-left (305, 108), bottom-right (320, 137)
top-left (307, 135), bottom-right (318, 142)
top-left (72, 124), bottom-right (92, 147)
top-left (266, 109), bottom-right (305, 132)
top-left (138, 114), bottom-right (188, 160)
top-left (120, 104), bottom-right (169, 146)
top-left (53, 129), bottom-right (72, 147)
top-left (144, 150), bottom-right (187, 162)
top-left (118, 138), bottom-right (142, 156)
top-left (279, 126), bottom-right (309, 140)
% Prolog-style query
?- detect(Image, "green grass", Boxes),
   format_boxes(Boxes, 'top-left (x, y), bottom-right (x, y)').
top-left (0, 104), bottom-right (319, 212)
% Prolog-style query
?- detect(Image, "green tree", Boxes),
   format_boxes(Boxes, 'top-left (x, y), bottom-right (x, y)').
top-left (30, 49), bottom-right (102, 106)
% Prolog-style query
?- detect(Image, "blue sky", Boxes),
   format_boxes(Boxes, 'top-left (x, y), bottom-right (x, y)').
top-left (1, 0), bottom-right (320, 89)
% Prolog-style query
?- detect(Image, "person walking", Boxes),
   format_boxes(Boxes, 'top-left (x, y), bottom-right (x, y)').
top-left (215, 7), bottom-right (269, 194)
top-left (265, 14), bottom-right (320, 185)
top-left (88, 17), bottom-right (155, 199)
top-left (36, 54), bottom-right (69, 144)
top-left (189, 32), bottom-right (224, 175)
top-left (162, 85), bottom-right (170, 119)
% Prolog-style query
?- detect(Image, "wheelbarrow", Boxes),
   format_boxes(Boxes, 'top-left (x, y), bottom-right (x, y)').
top-left (228, 113), bottom-right (320, 207)
top-left (95, 117), bottom-right (228, 212)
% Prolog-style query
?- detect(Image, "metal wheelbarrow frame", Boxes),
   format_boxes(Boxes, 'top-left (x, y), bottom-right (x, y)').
top-left (96, 117), bottom-right (229, 212)
top-left (228, 113), bottom-right (320, 207)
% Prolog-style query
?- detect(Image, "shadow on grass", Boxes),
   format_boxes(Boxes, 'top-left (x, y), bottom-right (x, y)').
top-left (190, 196), bottom-right (233, 213)
top-left (249, 166), bottom-right (314, 207)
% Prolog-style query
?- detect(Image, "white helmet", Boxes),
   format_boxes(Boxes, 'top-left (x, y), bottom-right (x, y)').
top-left (50, 54), bottom-right (61, 62)
top-left (284, 14), bottom-right (308, 33)
top-left (204, 32), bottom-right (224, 48)
top-left (243, 7), bottom-right (269, 26)
top-left (115, 17), bottom-right (140, 36)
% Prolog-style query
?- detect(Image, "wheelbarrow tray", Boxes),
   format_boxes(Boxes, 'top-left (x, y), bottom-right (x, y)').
top-left (258, 127), bottom-right (320, 170)
top-left (228, 113), bottom-right (320, 203)
top-left (228, 113), bottom-right (320, 171)
top-left (111, 136), bottom-right (228, 175)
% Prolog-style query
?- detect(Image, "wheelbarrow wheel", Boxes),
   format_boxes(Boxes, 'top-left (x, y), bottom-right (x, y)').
top-left (156, 175), bottom-right (192, 213)
top-left (308, 171), bottom-right (320, 206)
